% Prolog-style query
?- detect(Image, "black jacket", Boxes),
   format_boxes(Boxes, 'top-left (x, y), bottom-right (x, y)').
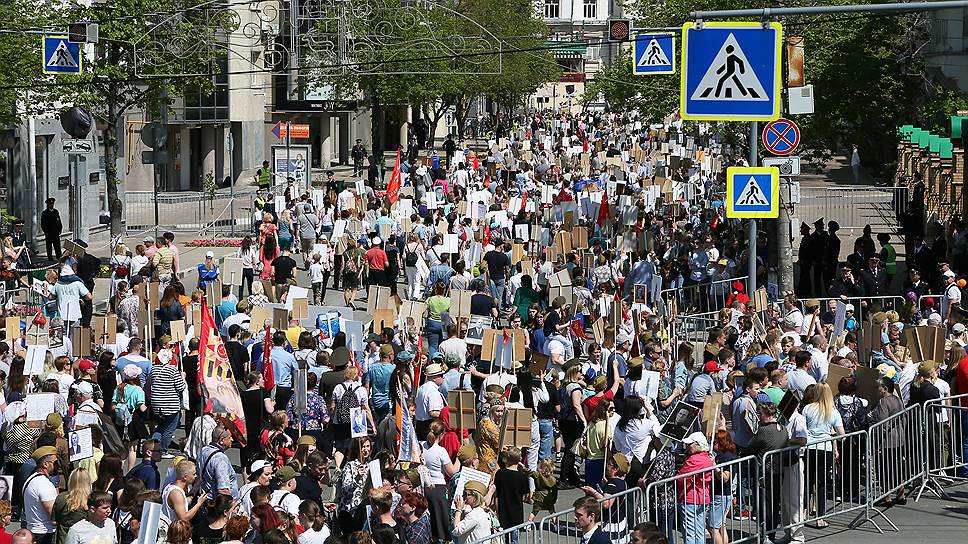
top-left (41, 208), bottom-right (62, 234)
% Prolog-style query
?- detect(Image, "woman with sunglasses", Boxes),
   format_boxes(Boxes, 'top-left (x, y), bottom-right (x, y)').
top-left (452, 480), bottom-right (492, 544)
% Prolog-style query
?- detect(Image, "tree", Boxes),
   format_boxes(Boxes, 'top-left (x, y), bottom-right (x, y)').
top-left (70, 0), bottom-right (226, 236)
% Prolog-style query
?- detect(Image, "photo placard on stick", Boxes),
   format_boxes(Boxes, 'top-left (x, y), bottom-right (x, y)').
top-left (73, 327), bottom-right (92, 357)
top-left (372, 309), bottom-right (396, 333)
top-left (272, 307), bottom-right (289, 330)
top-left (68, 427), bottom-right (94, 462)
top-left (92, 315), bottom-right (118, 345)
top-left (222, 258), bottom-right (244, 286)
top-left (480, 329), bottom-right (527, 368)
top-left (366, 285), bottom-right (393, 315)
top-left (500, 408), bottom-right (533, 448)
top-left (169, 320), bottom-right (186, 342)
top-left (451, 290), bottom-right (472, 320)
top-left (659, 401), bottom-right (700, 442)
top-left (250, 306), bottom-right (271, 329)
top-left (399, 300), bottom-right (427, 330)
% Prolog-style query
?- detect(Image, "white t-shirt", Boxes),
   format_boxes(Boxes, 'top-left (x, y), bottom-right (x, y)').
top-left (49, 371), bottom-right (74, 399)
top-left (421, 442), bottom-right (451, 485)
top-left (271, 489), bottom-right (301, 515)
top-left (299, 526), bottom-right (332, 544)
top-left (237, 482), bottom-right (259, 516)
top-left (415, 381), bottom-right (445, 422)
top-left (24, 473), bottom-right (57, 533)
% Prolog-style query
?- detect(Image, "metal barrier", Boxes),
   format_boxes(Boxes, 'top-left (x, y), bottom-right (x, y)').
top-left (798, 185), bottom-right (908, 230)
top-left (854, 403), bottom-right (925, 532)
top-left (536, 506), bottom-right (579, 544)
top-left (595, 485), bottom-right (647, 544)
top-left (470, 519), bottom-right (542, 544)
top-left (124, 190), bottom-right (256, 233)
top-left (642, 454), bottom-right (760, 544)
top-left (760, 431), bottom-right (869, 542)
top-left (661, 276), bottom-right (749, 317)
top-left (916, 393), bottom-right (968, 501)
top-left (798, 295), bottom-right (905, 333)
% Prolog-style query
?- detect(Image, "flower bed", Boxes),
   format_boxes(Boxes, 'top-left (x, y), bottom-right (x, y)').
top-left (184, 239), bottom-right (245, 247)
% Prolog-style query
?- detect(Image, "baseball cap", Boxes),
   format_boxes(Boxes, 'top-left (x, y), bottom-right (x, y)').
top-left (616, 332), bottom-right (633, 345)
top-left (836, 346), bottom-right (853, 358)
top-left (704, 360), bottom-right (723, 373)
top-left (78, 359), bottom-right (97, 373)
top-left (75, 381), bottom-right (94, 396)
top-left (248, 460), bottom-right (271, 477)
top-left (274, 466), bottom-right (298, 483)
top-left (682, 432), bottom-right (710, 451)
top-left (206, 251), bottom-right (215, 259)
top-left (955, 323), bottom-right (967, 334)
top-left (944, 270), bottom-right (956, 278)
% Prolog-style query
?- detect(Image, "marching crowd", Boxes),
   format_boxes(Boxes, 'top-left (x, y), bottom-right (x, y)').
top-left (0, 110), bottom-right (964, 544)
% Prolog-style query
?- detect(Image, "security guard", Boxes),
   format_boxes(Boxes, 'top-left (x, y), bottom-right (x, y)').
top-left (255, 160), bottom-right (272, 190)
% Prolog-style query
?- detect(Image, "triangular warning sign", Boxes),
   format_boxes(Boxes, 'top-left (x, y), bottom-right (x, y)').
top-left (736, 176), bottom-right (768, 206)
top-left (637, 40), bottom-right (670, 67)
top-left (46, 41), bottom-right (78, 68)
top-left (691, 33), bottom-right (768, 101)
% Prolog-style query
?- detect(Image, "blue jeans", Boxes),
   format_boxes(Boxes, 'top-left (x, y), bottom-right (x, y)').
top-left (425, 319), bottom-right (443, 359)
top-left (538, 419), bottom-right (554, 460)
top-left (503, 529), bottom-right (518, 544)
top-left (681, 503), bottom-right (708, 544)
top-left (152, 411), bottom-right (181, 451)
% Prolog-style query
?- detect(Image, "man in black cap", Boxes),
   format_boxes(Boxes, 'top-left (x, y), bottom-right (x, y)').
top-left (822, 220), bottom-right (841, 290)
top-left (40, 198), bottom-right (62, 262)
top-left (9, 219), bottom-right (29, 268)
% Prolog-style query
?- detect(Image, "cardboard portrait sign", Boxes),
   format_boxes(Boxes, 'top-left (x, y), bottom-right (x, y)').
top-left (451, 290), bottom-right (473, 320)
top-left (366, 285), bottom-right (393, 315)
top-left (73, 327), bottom-right (92, 358)
top-left (4, 317), bottom-right (20, 336)
top-left (92, 315), bottom-right (118, 345)
top-left (554, 231), bottom-right (572, 255)
top-left (168, 320), bottom-right (186, 342)
top-left (372, 309), bottom-right (396, 333)
top-left (261, 280), bottom-right (276, 303)
top-left (592, 318), bottom-right (606, 344)
top-left (701, 392), bottom-right (724, 439)
top-left (500, 408), bottom-right (533, 448)
top-left (520, 259), bottom-right (535, 278)
top-left (448, 390), bottom-right (477, 430)
top-left (63, 239), bottom-right (86, 258)
top-left (511, 244), bottom-right (525, 265)
top-left (854, 366), bottom-right (881, 406)
top-left (752, 288), bottom-right (768, 313)
top-left (148, 281), bottom-right (160, 309)
top-left (481, 329), bottom-right (527, 368)
top-left (399, 300), bottom-right (427, 330)
top-left (571, 227), bottom-right (589, 249)
top-left (222, 258), bottom-right (244, 286)
top-left (272, 307), bottom-right (289, 330)
top-left (205, 281), bottom-right (223, 307)
top-left (250, 305), bottom-right (272, 329)
top-left (826, 363), bottom-right (852, 392)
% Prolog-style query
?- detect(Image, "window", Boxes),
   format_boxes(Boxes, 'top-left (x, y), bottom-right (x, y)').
top-left (543, 0), bottom-right (559, 19)
top-left (582, 0), bottom-right (596, 19)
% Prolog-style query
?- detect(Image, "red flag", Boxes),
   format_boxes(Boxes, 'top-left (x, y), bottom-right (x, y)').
top-left (386, 148), bottom-right (402, 205)
top-left (483, 224), bottom-right (491, 248)
top-left (569, 318), bottom-right (587, 340)
top-left (597, 189), bottom-right (610, 227)
top-left (520, 191), bottom-right (528, 213)
top-left (413, 335), bottom-right (423, 386)
top-left (583, 137), bottom-right (589, 153)
top-left (198, 300), bottom-right (247, 444)
top-left (262, 324), bottom-right (275, 392)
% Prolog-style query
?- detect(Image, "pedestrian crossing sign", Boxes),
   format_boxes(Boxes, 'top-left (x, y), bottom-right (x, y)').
top-left (680, 22), bottom-right (782, 121)
top-left (632, 33), bottom-right (675, 75)
top-left (42, 35), bottom-right (82, 75)
top-left (726, 167), bottom-right (779, 218)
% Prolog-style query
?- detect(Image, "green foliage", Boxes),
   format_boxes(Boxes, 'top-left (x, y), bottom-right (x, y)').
top-left (589, 0), bottom-right (968, 178)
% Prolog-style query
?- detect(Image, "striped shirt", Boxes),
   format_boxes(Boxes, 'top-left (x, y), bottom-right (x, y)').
top-left (147, 364), bottom-right (186, 416)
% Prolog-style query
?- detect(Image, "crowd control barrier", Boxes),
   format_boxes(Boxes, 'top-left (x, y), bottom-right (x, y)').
top-left (471, 394), bottom-right (968, 544)
top-left (661, 276), bottom-right (749, 317)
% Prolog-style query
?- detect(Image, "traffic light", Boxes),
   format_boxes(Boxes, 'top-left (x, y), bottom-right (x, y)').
top-left (68, 22), bottom-right (99, 44)
top-left (608, 19), bottom-right (630, 42)
top-left (141, 123), bottom-right (168, 165)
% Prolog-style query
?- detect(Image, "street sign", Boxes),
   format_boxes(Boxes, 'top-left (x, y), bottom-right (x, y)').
top-left (271, 122), bottom-right (310, 139)
top-left (680, 22), bottom-right (782, 121)
top-left (762, 156), bottom-right (801, 176)
top-left (62, 139), bottom-right (94, 154)
top-left (42, 36), bottom-right (82, 75)
top-left (762, 118), bottom-right (800, 156)
top-left (633, 33), bottom-right (675, 75)
top-left (726, 166), bottom-right (779, 218)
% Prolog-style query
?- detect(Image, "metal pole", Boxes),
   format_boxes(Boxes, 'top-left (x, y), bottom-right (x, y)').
top-left (749, 121), bottom-right (758, 295)
top-left (155, 83), bottom-right (169, 237)
top-left (286, 120), bottom-right (292, 194)
top-left (229, 128), bottom-right (235, 236)
top-left (71, 154), bottom-right (81, 241)
top-left (691, 0), bottom-right (968, 19)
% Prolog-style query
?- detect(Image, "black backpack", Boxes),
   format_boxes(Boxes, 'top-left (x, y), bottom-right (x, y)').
top-left (335, 384), bottom-right (361, 424)
top-left (405, 249), bottom-right (419, 267)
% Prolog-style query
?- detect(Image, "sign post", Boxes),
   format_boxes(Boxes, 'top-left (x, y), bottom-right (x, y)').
top-left (761, 118), bottom-right (801, 156)
top-left (633, 33), bottom-right (676, 75)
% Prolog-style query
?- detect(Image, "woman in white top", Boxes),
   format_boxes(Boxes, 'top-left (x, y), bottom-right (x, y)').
top-left (801, 384), bottom-right (845, 527)
top-left (402, 233), bottom-right (425, 300)
top-left (612, 397), bottom-right (660, 468)
top-left (453, 480), bottom-right (493, 544)
top-left (110, 244), bottom-right (132, 299)
top-left (161, 459), bottom-right (205, 522)
top-left (237, 236), bottom-right (259, 298)
top-left (422, 419), bottom-right (459, 542)
top-left (297, 500), bottom-right (332, 544)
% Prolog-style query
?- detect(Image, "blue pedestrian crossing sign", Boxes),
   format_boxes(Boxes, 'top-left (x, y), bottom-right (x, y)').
top-left (680, 22), bottom-right (782, 121)
top-left (726, 167), bottom-right (779, 218)
top-left (42, 35), bottom-right (82, 75)
top-left (633, 33), bottom-right (675, 75)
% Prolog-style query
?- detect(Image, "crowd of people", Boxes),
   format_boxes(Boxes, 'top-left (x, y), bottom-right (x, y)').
top-left (0, 110), bottom-right (964, 544)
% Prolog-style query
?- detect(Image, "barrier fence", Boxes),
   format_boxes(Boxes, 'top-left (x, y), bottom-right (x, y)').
top-left (469, 394), bottom-right (968, 544)
top-left (660, 276), bottom-right (749, 317)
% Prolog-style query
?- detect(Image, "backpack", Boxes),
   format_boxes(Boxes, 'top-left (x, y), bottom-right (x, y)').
top-left (836, 396), bottom-right (868, 432)
top-left (115, 263), bottom-right (130, 277)
top-left (344, 253), bottom-right (361, 275)
top-left (558, 382), bottom-right (580, 421)
top-left (405, 248), bottom-right (419, 267)
top-left (114, 392), bottom-right (133, 428)
top-left (334, 383), bottom-right (361, 424)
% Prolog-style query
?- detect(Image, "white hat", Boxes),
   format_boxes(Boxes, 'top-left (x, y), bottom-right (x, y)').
top-left (945, 270), bottom-right (956, 278)
top-left (372, 236), bottom-right (382, 246)
top-left (75, 381), bottom-right (94, 396)
top-left (425, 363), bottom-right (445, 377)
top-left (205, 251), bottom-right (215, 259)
top-left (928, 312), bottom-right (943, 325)
top-left (954, 323), bottom-right (967, 334)
top-left (845, 303), bottom-right (854, 312)
top-left (891, 322), bottom-right (904, 331)
top-left (249, 459), bottom-right (271, 475)
top-left (682, 431), bottom-right (709, 451)
top-left (616, 332), bottom-right (633, 345)
top-left (836, 346), bottom-right (853, 358)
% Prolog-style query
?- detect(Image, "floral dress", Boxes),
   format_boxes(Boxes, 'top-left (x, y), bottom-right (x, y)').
top-left (335, 460), bottom-right (367, 514)
top-left (476, 417), bottom-right (501, 475)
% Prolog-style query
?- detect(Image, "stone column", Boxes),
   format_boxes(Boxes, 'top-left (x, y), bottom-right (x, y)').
top-left (320, 114), bottom-right (333, 168)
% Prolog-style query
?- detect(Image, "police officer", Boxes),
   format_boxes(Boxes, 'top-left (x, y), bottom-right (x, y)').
top-left (255, 160), bottom-right (272, 191)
